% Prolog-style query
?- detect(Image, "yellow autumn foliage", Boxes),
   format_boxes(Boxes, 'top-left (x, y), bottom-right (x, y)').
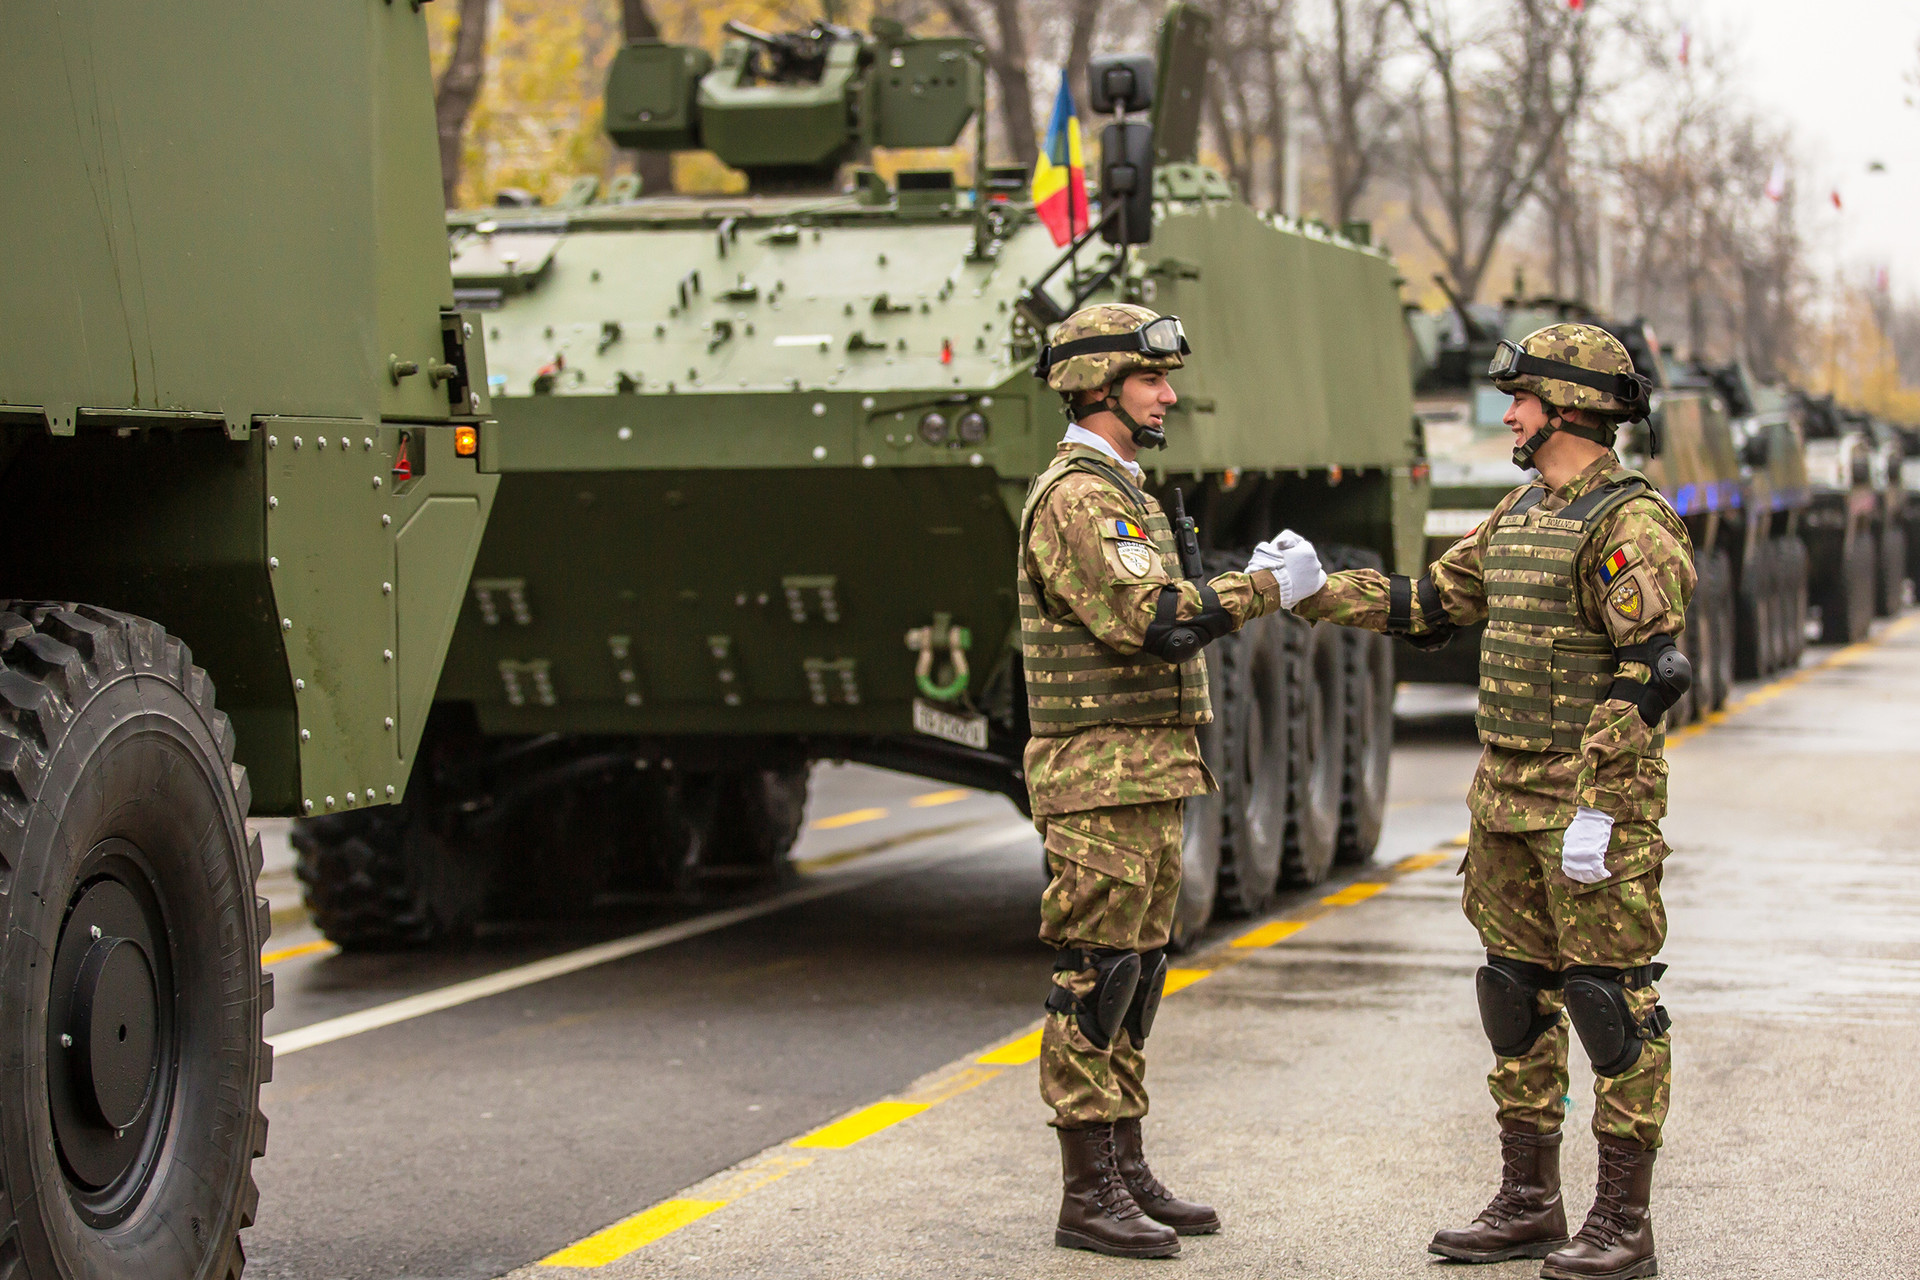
top-left (1801, 289), bottom-right (1920, 424)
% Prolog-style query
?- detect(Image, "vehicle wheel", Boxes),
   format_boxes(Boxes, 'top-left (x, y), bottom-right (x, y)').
top-left (1843, 532), bottom-right (1876, 642)
top-left (1319, 547), bottom-right (1392, 865)
top-left (697, 761), bottom-right (810, 892)
top-left (1212, 620), bottom-right (1286, 916)
top-left (1170, 709), bottom-right (1224, 952)
top-left (1707, 549), bottom-right (1734, 711)
top-left (1281, 614), bottom-right (1346, 886)
top-left (292, 803), bottom-right (489, 948)
top-left (1779, 536), bottom-right (1809, 664)
top-left (0, 603), bottom-right (269, 1280)
top-left (1734, 540), bottom-right (1772, 679)
top-left (1878, 523), bottom-right (1907, 617)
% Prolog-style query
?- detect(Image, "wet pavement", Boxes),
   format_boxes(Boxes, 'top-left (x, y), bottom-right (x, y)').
top-left (246, 617), bottom-right (1920, 1279)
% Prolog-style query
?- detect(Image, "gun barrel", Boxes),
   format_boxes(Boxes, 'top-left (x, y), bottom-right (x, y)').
top-left (724, 19), bottom-right (779, 45)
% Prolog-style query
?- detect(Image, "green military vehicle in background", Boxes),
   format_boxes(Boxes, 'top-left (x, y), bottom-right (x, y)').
top-left (1864, 417), bottom-right (1914, 616)
top-left (0, 4), bottom-right (492, 1277)
top-left (1792, 393), bottom-right (1883, 643)
top-left (1404, 296), bottom-right (1809, 723)
top-left (290, 3), bottom-right (1429, 950)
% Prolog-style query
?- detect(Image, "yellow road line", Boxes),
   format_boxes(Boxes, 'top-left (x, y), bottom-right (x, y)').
top-left (533, 625), bottom-right (1920, 1268)
top-left (540, 1199), bottom-right (728, 1268)
top-left (910, 789), bottom-right (970, 808)
top-left (811, 806), bottom-right (888, 830)
top-left (977, 1029), bottom-right (1043, 1065)
top-left (1163, 967), bottom-right (1210, 994)
top-left (791, 1101), bottom-right (929, 1149)
top-left (1232, 919), bottom-right (1306, 949)
top-left (261, 939), bottom-right (336, 966)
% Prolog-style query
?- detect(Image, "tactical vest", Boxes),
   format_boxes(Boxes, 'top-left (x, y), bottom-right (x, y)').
top-left (1017, 450), bottom-right (1212, 735)
top-left (1477, 468), bottom-right (1656, 752)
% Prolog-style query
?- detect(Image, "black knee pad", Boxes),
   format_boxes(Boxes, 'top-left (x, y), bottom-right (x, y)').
top-left (1123, 949), bottom-right (1168, 1046)
top-left (1045, 948), bottom-right (1142, 1050)
top-left (1475, 955), bottom-right (1564, 1058)
top-left (1564, 963), bottom-right (1671, 1077)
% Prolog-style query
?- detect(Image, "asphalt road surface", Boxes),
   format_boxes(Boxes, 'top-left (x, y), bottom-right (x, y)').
top-left (244, 617), bottom-right (1919, 1279)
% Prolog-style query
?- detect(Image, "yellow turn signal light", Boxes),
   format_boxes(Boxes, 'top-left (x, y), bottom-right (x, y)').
top-left (454, 425), bottom-right (478, 457)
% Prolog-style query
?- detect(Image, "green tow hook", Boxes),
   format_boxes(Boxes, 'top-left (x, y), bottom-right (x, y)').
top-left (905, 612), bottom-right (972, 701)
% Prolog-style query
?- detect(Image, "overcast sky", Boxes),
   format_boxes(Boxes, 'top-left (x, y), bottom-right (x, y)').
top-left (1685, 0), bottom-right (1920, 299)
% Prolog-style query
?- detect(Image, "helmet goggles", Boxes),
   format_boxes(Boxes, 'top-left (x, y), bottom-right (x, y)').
top-left (1488, 339), bottom-right (1651, 413)
top-left (1035, 315), bottom-right (1189, 379)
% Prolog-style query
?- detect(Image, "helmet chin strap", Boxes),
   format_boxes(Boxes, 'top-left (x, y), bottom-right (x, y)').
top-left (1070, 373), bottom-right (1168, 450)
top-left (1511, 407), bottom-right (1612, 471)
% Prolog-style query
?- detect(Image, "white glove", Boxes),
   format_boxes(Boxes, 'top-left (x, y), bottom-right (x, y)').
top-left (1560, 806), bottom-right (1614, 884)
top-left (1246, 530), bottom-right (1327, 610)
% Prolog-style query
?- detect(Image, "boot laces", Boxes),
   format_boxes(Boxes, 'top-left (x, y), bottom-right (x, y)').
top-left (1092, 1133), bottom-right (1143, 1219)
top-left (1574, 1156), bottom-right (1636, 1245)
top-left (1478, 1140), bottom-right (1538, 1224)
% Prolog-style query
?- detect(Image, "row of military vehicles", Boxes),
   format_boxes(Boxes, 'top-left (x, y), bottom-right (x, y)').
top-left (2, 3), bottom-right (1913, 1276)
top-left (1407, 294), bottom-right (1916, 721)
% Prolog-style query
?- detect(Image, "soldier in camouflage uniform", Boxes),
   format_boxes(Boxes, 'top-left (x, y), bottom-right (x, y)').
top-left (1020, 303), bottom-right (1306, 1259)
top-left (1280, 325), bottom-right (1691, 1280)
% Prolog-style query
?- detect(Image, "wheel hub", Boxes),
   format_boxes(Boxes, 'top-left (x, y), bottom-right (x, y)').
top-left (46, 847), bottom-right (175, 1206)
top-left (70, 934), bottom-right (159, 1131)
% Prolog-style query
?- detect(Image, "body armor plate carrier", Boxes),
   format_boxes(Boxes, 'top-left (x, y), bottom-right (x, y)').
top-left (1018, 450), bottom-right (1212, 735)
top-left (1477, 469), bottom-right (1660, 753)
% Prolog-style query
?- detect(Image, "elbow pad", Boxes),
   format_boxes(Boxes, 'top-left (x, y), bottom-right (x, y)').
top-left (1387, 573), bottom-right (1456, 651)
top-left (1607, 634), bottom-right (1692, 726)
top-left (1142, 584), bottom-right (1233, 664)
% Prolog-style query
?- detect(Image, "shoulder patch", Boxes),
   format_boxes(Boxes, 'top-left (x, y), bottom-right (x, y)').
top-left (1597, 542), bottom-right (1644, 587)
top-left (1115, 540), bottom-right (1156, 577)
top-left (1608, 575), bottom-right (1644, 621)
top-left (1108, 517), bottom-right (1148, 541)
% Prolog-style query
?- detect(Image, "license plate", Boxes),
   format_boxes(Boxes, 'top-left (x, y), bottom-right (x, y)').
top-left (912, 698), bottom-right (988, 750)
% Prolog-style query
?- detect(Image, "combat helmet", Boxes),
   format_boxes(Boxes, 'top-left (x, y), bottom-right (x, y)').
top-left (1033, 303), bottom-right (1190, 450)
top-left (1489, 322), bottom-right (1652, 469)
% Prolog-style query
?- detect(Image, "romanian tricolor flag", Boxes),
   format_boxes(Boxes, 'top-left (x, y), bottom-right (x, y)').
top-left (1113, 518), bottom-right (1147, 540)
top-left (1599, 548), bottom-right (1630, 586)
top-left (1031, 74), bottom-right (1089, 247)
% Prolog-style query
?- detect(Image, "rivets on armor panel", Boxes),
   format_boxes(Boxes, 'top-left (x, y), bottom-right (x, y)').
top-left (300, 729), bottom-right (310, 741)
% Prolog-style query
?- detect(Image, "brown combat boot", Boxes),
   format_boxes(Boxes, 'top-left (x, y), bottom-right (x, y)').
top-left (1540, 1136), bottom-right (1657, 1279)
top-left (1054, 1125), bottom-right (1181, 1258)
top-left (1428, 1128), bottom-right (1570, 1263)
top-left (1112, 1117), bottom-right (1221, 1235)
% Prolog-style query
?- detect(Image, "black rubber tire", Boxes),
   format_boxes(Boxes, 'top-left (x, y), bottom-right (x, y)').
top-left (1211, 619), bottom-right (1287, 917)
top-left (0, 603), bottom-right (269, 1280)
top-left (1170, 707), bottom-right (1224, 952)
top-left (1706, 549), bottom-right (1734, 712)
top-left (1778, 537), bottom-right (1809, 665)
top-left (292, 803), bottom-right (490, 949)
top-left (1823, 531), bottom-right (1877, 644)
top-left (1734, 540), bottom-right (1772, 680)
top-left (1877, 523), bottom-right (1907, 617)
top-left (1319, 547), bottom-right (1393, 866)
top-left (697, 761), bottom-right (810, 892)
top-left (1281, 613), bottom-right (1346, 887)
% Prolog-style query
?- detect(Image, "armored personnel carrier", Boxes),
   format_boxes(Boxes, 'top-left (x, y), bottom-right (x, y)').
top-left (292, 4), bottom-right (1428, 949)
top-left (1404, 299), bottom-right (1808, 719)
top-left (0, 5), bottom-right (491, 1277)
top-left (1792, 393), bottom-right (1882, 643)
top-left (1864, 417), bottom-right (1913, 616)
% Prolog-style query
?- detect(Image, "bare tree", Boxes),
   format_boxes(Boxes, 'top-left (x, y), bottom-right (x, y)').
top-left (1394, 0), bottom-right (1592, 301)
top-left (936, 0), bottom-right (1040, 165)
top-left (1294, 0), bottom-right (1402, 223)
top-left (1206, 0), bottom-right (1292, 210)
top-left (435, 0), bottom-right (490, 208)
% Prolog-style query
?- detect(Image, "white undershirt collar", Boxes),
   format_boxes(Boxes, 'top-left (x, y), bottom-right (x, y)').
top-left (1063, 424), bottom-right (1144, 480)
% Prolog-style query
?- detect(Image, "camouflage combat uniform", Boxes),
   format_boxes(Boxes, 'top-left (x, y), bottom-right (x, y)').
top-left (1022, 442), bottom-right (1281, 1128)
top-left (1294, 452), bottom-right (1694, 1147)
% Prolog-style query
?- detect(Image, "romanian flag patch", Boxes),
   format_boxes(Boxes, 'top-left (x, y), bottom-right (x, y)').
top-left (1599, 548), bottom-right (1630, 586)
top-left (1113, 518), bottom-right (1147, 540)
